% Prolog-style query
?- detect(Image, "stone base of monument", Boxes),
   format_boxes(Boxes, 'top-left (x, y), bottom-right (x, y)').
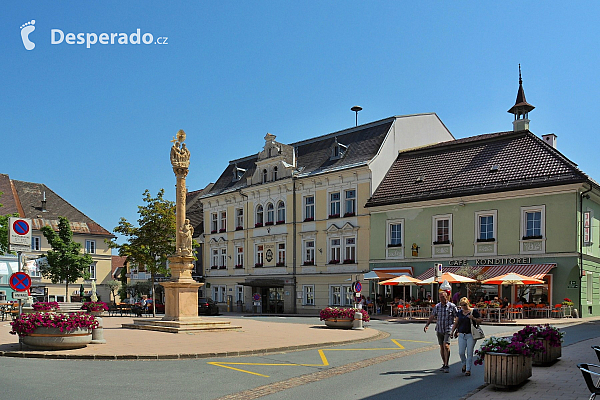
top-left (122, 318), bottom-right (241, 333)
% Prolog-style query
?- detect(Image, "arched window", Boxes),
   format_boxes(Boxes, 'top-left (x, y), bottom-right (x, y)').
top-left (262, 169), bottom-right (268, 183)
top-left (277, 201), bottom-right (285, 223)
top-left (256, 205), bottom-right (263, 227)
top-left (272, 166), bottom-right (278, 181)
top-left (266, 203), bottom-right (274, 225)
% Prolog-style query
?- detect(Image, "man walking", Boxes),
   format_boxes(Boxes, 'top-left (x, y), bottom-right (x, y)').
top-left (423, 290), bottom-right (458, 372)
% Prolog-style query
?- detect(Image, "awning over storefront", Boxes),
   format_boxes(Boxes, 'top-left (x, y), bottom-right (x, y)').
top-left (415, 264), bottom-right (556, 281)
top-left (480, 264), bottom-right (556, 280)
top-left (416, 267), bottom-right (461, 281)
top-left (239, 278), bottom-right (286, 288)
top-left (372, 266), bottom-right (414, 277)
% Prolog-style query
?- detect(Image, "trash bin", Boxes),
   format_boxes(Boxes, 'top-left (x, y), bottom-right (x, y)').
top-left (236, 300), bottom-right (243, 313)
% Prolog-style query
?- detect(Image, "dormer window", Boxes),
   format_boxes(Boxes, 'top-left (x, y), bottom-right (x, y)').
top-left (272, 166), bottom-right (278, 181)
top-left (330, 137), bottom-right (348, 160)
top-left (232, 164), bottom-right (246, 182)
top-left (262, 169), bottom-right (268, 183)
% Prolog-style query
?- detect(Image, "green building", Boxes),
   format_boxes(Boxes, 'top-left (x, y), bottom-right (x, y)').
top-left (366, 77), bottom-right (600, 317)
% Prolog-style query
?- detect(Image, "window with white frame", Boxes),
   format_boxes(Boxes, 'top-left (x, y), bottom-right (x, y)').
top-left (236, 208), bottom-right (244, 230)
top-left (85, 240), bottom-right (96, 254)
top-left (31, 236), bottom-right (41, 251)
top-left (330, 285), bottom-right (341, 306)
top-left (344, 237), bottom-right (356, 263)
top-left (304, 240), bottom-right (315, 265)
top-left (329, 192), bottom-right (341, 217)
top-left (304, 196), bottom-right (315, 221)
top-left (211, 213), bottom-right (218, 233)
top-left (272, 166), bottom-right (278, 181)
top-left (89, 263), bottom-right (96, 280)
top-left (277, 243), bottom-right (285, 266)
top-left (387, 220), bottom-right (403, 247)
top-left (236, 285), bottom-right (244, 302)
top-left (522, 206), bottom-right (544, 239)
top-left (256, 205), bottom-right (263, 226)
top-left (344, 286), bottom-right (354, 305)
top-left (213, 285), bottom-right (226, 303)
top-left (255, 244), bottom-right (264, 267)
top-left (220, 248), bottom-right (227, 268)
top-left (344, 189), bottom-right (356, 216)
top-left (303, 285), bottom-right (315, 305)
top-left (277, 201), bottom-right (285, 223)
top-left (329, 238), bottom-right (341, 264)
top-left (211, 248), bottom-right (219, 269)
top-left (476, 210), bottom-right (497, 241)
top-left (236, 246), bottom-right (244, 268)
top-left (266, 203), bottom-right (274, 225)
top-left (219, 211), bottom-right (227, 232)
top-left (433, 214), bottom-right (452, 244)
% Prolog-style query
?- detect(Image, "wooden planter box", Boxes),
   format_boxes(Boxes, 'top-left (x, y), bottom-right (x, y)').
top-left (533, 340), bottom-right (561, 365)
top-left (324, 318), bottom-right (353, 329)
top-left (484, 353), bottom-right (532, 388)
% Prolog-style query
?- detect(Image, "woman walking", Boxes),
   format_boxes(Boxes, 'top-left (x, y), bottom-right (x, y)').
top-left (451, 297), bottom-right (482, 376)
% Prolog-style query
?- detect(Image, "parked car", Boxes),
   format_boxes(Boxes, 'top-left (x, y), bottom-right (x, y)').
top-left (198, 298), bottom-right (219, 315)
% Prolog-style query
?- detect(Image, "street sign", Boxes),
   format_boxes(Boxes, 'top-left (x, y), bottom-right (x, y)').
top-left (10, 272), bottom-right (31, 292)
top-left (354, 281), bottom-right (362, 293)
top-left (12, 292), bottom-right (29, 299)
top-left (9, 217), bottom-right (32, 248)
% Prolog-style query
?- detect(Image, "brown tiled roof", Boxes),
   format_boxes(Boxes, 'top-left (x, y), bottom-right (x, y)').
top-left (366, 130), bottom-right (589, 207)
top-left (0, 174), bottom-right (21, 215)
top-left (0, 174), bottom-right (113, 237)
top-left (112, 255), bottom-right (127, 272)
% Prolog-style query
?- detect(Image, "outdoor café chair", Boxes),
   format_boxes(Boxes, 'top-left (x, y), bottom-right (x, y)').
top-left (578, 363), bottom-right (600, 400)
top-left (551, 304), bottom-right (564, 318)
top-left (593, 346), bottom-right (600, 363)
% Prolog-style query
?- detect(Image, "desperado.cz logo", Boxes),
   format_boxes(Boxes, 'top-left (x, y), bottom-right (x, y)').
top-left (20, 20), bottom-right (168, 50)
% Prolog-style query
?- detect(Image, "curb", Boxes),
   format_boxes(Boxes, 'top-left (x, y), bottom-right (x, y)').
top-left (0, 328), bottom-right (389, 361)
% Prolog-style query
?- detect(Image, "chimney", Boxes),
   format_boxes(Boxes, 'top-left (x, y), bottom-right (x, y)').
top-left (542, 133), bottom-right (557, 149)
top-left (41, 191), bottom-right (47, 212)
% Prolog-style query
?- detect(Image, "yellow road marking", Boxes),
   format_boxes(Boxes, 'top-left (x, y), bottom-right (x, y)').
top-left (208, 339), bottom-right (413, 377)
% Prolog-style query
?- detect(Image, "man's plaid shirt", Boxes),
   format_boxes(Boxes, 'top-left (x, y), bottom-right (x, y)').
top-left (432, 301), bottom-right (458, 334)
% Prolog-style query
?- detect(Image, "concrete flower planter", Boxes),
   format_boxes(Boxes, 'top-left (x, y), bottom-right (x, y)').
top-left (484, 352), bottom-right (532, 388)
top-left (22, 327), bottom-right (92, 350)
top-left (324, 319), bottom-right (353, 329)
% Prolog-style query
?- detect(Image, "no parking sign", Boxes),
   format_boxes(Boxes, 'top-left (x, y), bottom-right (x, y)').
top-left (9, 217), bottom-right (32, 252)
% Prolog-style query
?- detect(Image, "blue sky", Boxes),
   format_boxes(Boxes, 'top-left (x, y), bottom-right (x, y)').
top-left (2, 2), bottom-right (599, 245)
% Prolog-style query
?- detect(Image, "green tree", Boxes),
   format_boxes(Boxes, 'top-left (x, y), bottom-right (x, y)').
top-left (40, 216), bottom-right (94, 302)
top-left (456, 265), bottom-right (486, 299)
top-left (106, 279), bottom-right (120, 305)
top-left (107, 189), bottom-right (177, 316)
top-left (0, 191), bottom-right (19, 255)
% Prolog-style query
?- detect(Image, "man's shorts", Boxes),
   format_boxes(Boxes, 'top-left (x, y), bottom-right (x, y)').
top-left (436, 331), bottom-right (451, 345)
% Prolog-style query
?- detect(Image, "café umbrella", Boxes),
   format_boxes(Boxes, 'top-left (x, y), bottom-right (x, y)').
top-left (481, 272), bottom-right (544, 286)
top-left (379, 275), bottom-right (422, 304)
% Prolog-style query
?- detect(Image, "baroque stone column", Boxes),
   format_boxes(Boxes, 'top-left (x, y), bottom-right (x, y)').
top-left (161, 130), bottom-right (202, 321)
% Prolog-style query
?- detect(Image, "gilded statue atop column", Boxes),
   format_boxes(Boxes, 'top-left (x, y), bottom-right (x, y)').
top-left (170, 129), bottom-right (190, 170)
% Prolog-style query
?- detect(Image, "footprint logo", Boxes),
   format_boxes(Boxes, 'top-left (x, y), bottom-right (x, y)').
top-left (20, 20), bottom-right (36, 50)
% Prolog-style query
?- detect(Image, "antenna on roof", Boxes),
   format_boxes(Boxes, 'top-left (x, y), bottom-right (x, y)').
top-left (351, 106), bottom-right (362, 127)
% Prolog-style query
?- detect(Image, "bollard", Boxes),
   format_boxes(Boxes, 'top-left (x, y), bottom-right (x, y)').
top-left (90, 315), bottom-right (106, 344)
top-left (352, 311), bottom-right (364, 330)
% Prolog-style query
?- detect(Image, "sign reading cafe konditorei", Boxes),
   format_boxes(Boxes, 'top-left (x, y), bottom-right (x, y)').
top-left (448, 257), bottom-right (532, 266)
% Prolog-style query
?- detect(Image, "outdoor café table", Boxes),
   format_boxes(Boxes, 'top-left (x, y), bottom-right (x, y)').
top-left (484, 307), bottom-right (502, 323)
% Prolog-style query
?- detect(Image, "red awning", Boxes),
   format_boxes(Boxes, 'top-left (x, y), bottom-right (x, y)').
top-left (373, 266), bottom-right (414, 277)
top-left (415, 264), bottom-right (556, 282)
top-left (416, 267), bottom-right (461, 281)
top-left (480, 264), bottom-right (556, 281)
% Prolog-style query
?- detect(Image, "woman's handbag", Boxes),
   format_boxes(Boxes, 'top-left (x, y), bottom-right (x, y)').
top-left (471, 319), bottom-right (485, 340)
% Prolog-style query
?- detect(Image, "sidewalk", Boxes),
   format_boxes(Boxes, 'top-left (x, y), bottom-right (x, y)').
top-left (466, 337), bottom-right (598, 400)
top-left (0, 315), bottom-right (382, 360)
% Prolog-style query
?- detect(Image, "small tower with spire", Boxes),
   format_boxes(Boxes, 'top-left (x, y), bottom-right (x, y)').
top-left (508, 64), bottom-right (535, 132)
